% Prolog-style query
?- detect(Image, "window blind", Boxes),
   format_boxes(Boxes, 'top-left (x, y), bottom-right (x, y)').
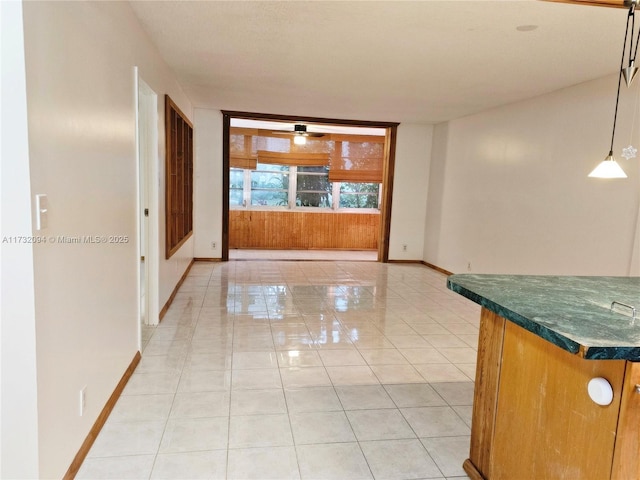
top-left (230, 127), bottom-right (384, 182)
top-left (257, 150), bottom-right (330, 166)
top-left (329, 140), bottom-right (384, 183)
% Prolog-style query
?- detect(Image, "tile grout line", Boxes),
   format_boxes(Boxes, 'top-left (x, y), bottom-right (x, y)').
top-left (147, 267), bottom-right (214, 478)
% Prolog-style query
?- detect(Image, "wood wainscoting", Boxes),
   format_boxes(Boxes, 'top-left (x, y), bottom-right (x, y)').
top-left (229, 210), bottom-right (379, 250)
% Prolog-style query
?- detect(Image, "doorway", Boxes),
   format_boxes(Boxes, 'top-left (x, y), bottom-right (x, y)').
top-left (136, 73), bottom-right (160, 338)
top-left (221, 112), bottom-right (398, 262)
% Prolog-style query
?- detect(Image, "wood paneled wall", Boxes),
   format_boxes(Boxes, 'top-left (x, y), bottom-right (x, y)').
top-left (229, 210), bottom-right (379, 250)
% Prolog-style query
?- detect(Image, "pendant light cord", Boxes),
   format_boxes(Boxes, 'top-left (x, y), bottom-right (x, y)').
top-left (632, 5), bottom-right (638, 64)
top-left (611, 4), bottom-right (635, 154)
top-left (634, 2), bottom-right (640, 64)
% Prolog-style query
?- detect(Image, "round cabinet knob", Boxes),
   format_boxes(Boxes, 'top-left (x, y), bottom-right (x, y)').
top-left (587, 377), bottom-right (614, 406)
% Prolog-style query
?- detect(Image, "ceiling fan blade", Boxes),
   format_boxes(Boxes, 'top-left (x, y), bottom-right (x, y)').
top-left (270, 130), bottom-right (325, 137)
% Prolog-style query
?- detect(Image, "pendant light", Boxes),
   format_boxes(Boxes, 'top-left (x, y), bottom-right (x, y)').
top-left (588, 151), bottom-right (627, 178)
top-left (589, 0), bottom-right (640, 179)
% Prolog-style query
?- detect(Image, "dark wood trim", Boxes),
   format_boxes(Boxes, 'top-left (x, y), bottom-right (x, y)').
top-left (159, 258), bottom-right (195, 321)
top-left (421, 261), bottom-right (454, 276)
top-left (167, 96), bottom-right (194, 129)
top-left (542, 0), bottom-right (626, 8)
top-left (220, 110), bottom-right (400, 129)
top-left (165, 95), bottom-right (194, 259)
top-left (63, 351), bottom-right (141, 480)
top-left (222, 113), bottom-right (231, 262)
top-left (378, 125), bottom-right (397, 262)
top-left (166, 231), bottom-right (193, 260)
top-left (194, 257), bottom-right (223, 262)
top-left (221, 111), bottom-right (399, 264)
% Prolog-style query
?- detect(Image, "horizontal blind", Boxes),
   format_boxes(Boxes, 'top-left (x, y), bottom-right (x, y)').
top-left (257, 150), bottom-right (330, 166)
top-left (230, 127), bottom-right (384, 182)
top-left (230, 155), bottom-right (257, 170)
top-left (329, 140), bottom-right (384, 183)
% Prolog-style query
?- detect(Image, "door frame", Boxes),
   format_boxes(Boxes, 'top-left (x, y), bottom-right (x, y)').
top-left (220, 111), bottom-right (398, 262)
top-left (135, 71), bottom-right (160, 332)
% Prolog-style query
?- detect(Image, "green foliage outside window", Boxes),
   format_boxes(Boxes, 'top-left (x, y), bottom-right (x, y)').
top-left (251, 163), bottom-right (289, 206)
top-left (339, 182), bottom-right (379, 208)
top-left (296, 166), bottom-right (332, 208)
top-left (231, 163), bottom-right (380, 210)
top-left (230, 168), bottom-right (244, 206)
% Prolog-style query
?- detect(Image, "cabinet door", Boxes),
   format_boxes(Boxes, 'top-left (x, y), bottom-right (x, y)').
top-left (611, 361), bottom-right (640, 480)
top-left (491, 322), bottom-right (626, 480)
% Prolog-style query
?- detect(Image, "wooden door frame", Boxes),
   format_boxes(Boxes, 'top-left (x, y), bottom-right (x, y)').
top-left (221, 110), bottom-right (399, 262)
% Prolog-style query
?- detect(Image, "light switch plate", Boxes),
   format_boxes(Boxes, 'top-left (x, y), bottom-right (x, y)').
top-left (35, 194), bottom-right (48, 230)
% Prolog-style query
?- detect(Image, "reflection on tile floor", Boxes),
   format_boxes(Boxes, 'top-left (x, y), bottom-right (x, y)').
top-left (78, 261), bottom-right (477, 480)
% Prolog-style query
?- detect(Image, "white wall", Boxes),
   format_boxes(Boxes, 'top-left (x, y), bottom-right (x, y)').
top-left (1, 2), bottom-right (40, 478)
top-left (424, 75), bottom-right (640, 276)
top-left (21, 2), bottom-right (193, 477)
top-left (423, 122), bottom-right (448, 269)
top-left (388, 124), bottom-right (433, 260)
top-left (194, 109), bottom-right (224, 259)
top-left (193, 114), bottom-right (434, 261)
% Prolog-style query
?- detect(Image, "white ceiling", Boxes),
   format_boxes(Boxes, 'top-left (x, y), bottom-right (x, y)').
top-left (230, 118), bottom-right (387, 136)
top-left (129, 0), bottom-right (627, 124)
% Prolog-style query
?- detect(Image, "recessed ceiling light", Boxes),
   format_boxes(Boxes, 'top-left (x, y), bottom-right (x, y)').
top-left (516, 24), bottom-right (538, 32)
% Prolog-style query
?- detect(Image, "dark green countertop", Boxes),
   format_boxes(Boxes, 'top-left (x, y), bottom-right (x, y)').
top-left (447, 274), bottom-right (640, 360)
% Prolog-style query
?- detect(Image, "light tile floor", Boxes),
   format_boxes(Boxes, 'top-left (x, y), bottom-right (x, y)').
top-left (77, 260), bottom-right (478, 480)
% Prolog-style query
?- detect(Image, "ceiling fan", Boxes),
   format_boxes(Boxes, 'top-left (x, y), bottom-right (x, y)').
top-left (272, 124), bottom-right (326, 138)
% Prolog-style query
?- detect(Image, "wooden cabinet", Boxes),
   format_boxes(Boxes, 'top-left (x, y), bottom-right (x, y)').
top-left (465, 308), bottom-right (640, 480)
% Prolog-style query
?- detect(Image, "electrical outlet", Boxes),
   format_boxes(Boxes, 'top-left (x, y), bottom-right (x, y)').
top-left (79, 386), bottom-right (87, 416)
top-left (402, 244), bottom-right (407, 252)
top-left (211, 242), bottom-right (217, 250)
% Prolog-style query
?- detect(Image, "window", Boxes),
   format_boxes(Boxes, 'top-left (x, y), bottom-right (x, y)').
top-left (339, 182), bottom-right (380, 208)
top-left (231, 164), bottom-right (379, 211)
top-left (228, 126), bottom-right (383, 212)
top-left (165, 95), bottom-right (193, 258)
top-left (296, 166), bottom-right (332, 208)
top-left (229, 168), bottom-right (244, 207)
top-left (251, 163), bottom-right (289, 206)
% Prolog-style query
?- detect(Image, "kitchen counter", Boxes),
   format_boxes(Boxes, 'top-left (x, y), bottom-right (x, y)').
top-left (446, 274), bottom-right (640, 480)
top-left (447, 275), bottom-right (640, 359)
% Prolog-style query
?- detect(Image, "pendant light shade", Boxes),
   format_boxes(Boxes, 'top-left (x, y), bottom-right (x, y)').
top-left (588, 152), bottom-right (628, 179)
top-left (623, 60), bottom-right (639, 87)
top-left (590, 0), bottom-right (640, 179)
